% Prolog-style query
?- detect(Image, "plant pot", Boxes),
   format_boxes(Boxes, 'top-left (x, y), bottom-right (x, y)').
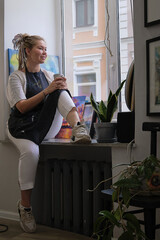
top-left (94, 122), bottom-right (117, 143)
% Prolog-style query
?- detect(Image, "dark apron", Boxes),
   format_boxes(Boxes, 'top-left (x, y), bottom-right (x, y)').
top-left (8, 69), bottom-right (71, 145)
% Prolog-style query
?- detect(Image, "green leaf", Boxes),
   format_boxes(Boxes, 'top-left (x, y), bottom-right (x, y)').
top-left (115, 80), bottom-right (126, 97)
top-left (144, 167), bottom-right (155, 180)
top-left (123, 213), bottom-right (141, 232)
top-left (103, 225), bottom-right (114, 240)
top-left (136, 165), bottom-right (145, 176)
top-left (99, 210), bottom-right (121, 227)
top-left (113, 177), bottom-right (141, 189)
top-left (113, 206), bottom-right (122, 221)
top-left (99, 100), bottom-right (107, 121)
top-left (90, 93), bottom-right (100, 114)
top-left (121, 187), bottom-right (131, 207)
top-left (107, 90), bottom-right (113, 103)
top-left (118, 231), bottom-right (134, 240)
top-left (94, 215), bottom-right (106, 233)
top-left (90, 93), bottom-right (106, 122)
top-left (112, 190), bottom-right (118, 202)
top-left (106, 94), bottom-right (117, 122)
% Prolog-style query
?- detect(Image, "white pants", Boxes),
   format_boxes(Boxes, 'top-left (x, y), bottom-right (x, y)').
top-left (7, 91), bottom-right (75, 190)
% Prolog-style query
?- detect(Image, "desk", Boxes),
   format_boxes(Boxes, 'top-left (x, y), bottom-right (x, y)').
top-left (32, 140), bottom-right (113, 236)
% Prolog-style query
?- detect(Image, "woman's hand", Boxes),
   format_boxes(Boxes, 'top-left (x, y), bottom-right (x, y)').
top-left (44, 75), bottom-right (68, 95)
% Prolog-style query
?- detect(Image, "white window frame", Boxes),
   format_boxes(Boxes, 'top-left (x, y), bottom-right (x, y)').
top-left (72, 0), bottom-right (98, 39)
top-left (73, 53), bottom-right (102, 100)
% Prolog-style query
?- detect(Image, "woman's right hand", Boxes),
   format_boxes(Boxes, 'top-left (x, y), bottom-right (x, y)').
top-left (45, 75), bottom-right (68, 95)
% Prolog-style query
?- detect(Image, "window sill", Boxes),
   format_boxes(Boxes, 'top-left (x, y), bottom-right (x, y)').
top-left (41, 138), bottom-right (131, 148)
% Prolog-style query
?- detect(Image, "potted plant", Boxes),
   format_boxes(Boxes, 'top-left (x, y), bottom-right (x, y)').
top-left (92, 155), bottom-right (160, 240)
top-left (90, 80), bottom-right (126, 143)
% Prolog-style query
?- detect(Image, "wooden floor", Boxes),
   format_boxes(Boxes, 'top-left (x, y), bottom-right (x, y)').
top-left (0, 218), bottom-right (92, 240)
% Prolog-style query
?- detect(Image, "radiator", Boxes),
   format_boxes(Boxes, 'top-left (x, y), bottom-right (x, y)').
top-left (32, 145), bottom-right (112, 236)
top-left (43, 158), bottom-right (112, 236)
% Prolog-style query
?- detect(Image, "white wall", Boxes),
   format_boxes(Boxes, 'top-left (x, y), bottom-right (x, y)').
top-left (0, 0), bottom-right (61, 218)
top-left (5, 0), bottom-right (60, 54)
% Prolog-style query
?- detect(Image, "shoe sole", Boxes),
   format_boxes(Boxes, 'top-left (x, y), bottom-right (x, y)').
top-left (71, 136), bottom-right (91, 144)
top-left (20, 221), bottom-right (36, 233)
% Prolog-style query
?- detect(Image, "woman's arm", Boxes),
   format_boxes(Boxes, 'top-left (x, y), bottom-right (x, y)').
top-left (16, 76), bottom-right (67, 114)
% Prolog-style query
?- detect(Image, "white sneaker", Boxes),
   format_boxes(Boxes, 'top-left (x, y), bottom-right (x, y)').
top-left (17, 200), bottom-right (36, 233)
top-left (71, 122), bottom-right (91, 144)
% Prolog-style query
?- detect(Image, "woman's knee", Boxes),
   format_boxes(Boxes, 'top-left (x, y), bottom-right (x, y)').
top-left (20, 142), bottom-right (40, 164)
top-left (58, 91), bottom-right (75, 119)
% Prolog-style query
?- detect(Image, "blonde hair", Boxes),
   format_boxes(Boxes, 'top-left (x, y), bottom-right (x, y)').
top-left (12, 33), bottom-right (45, 70)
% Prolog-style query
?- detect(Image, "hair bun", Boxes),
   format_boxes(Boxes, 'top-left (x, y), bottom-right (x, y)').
top-left (12, 33), bottom-right (29, 50)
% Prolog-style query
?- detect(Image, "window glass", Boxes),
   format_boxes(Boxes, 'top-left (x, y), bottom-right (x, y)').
top-left (77, 74), bottom-right (96, 83)
top-left (76, 1), bottom-right (85, 27)
top-left (87, 0), bottom-right (94, 25)
top-left (62, 0), bottom-right (134, 111)
top-left (76, 0), bottom-right (94, 27)
top-left (78, 85), bottom-right (96, 98)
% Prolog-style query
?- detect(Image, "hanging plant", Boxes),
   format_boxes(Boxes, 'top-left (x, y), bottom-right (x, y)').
top-left (90, 155), bottom-right (160, 240)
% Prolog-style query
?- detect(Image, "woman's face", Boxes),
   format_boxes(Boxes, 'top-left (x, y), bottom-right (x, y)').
top-left (26, 40), bottom-right (47, 64)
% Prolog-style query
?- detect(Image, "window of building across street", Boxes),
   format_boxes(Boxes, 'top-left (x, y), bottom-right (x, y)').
top-left (75, 0), bottom-right (94, 27)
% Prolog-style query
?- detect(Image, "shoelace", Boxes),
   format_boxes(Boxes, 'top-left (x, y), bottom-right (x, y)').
top-left (77, 125), bottom-right (86, 133)
top-left (23, 209), bottom-right (33, 221)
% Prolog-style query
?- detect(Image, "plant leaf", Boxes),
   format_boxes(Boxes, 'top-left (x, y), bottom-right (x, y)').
top-left (90, 93), bottom-right (99, 113)
top-left (123, 213), bottom-right (141, 232)
top-left (94, 215), bottom-right (106, 234)
top-left (103, 225), bottom-right (114, 240)
top-left (113, 177), bottom-right (141, 189)
top-left (121, 187), bottom-right (131, 207)
top-left (99, 210), bottom-right (121, 227)
top-left (99, 100), bottom-right (107, 121)
top-left (106, 94), bottom-right (117, 122)
top-left (113, 206), bottom-right (122, 221)
top-left (90, 93), bottom-right (106, 122)
top-left (118, 231), bottom-right (134, 240)
top-left (107, 90), bottom-right (113, 103)
top-left (112, 189), bottom-right (118, 202)
top-left (115, 80), bottom-right (126, 97)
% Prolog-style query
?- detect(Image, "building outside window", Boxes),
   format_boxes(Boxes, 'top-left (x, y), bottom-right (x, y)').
top-left (62, 0), bottom-right (134, 110)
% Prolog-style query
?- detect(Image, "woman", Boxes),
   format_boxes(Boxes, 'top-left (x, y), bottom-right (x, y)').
top-left (6, 33), bottom-right (91, 233)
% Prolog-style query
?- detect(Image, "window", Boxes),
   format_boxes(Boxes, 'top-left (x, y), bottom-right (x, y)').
top-left (75, 0), bottom-right (94, 27)
top-left (62, 0), bottom-right (134, 112)
top-left (119, 0), bottom-right (134, 111)
top-left (76, 73), bottom-right (96, 97)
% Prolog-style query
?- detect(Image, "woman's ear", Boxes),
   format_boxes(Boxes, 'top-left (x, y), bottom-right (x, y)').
top-left (25, 47), bottom-right (30, 56)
